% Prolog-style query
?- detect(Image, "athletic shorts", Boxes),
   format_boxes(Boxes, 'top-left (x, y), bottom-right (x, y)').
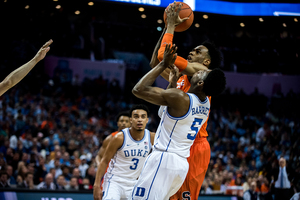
top-left (170, 137), bottom-right (210, 200)
top-left (131, 150), bottom-right (189, 200)
top-left (102, 175), bottom-right (136, 200)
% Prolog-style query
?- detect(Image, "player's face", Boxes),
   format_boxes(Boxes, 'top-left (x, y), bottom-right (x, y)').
top-left (130, 109), bottom-right (149, 131)
top-left (187, 45), bottom-right (209, 64)
top-left (117, 116), bottom-right (130, 131)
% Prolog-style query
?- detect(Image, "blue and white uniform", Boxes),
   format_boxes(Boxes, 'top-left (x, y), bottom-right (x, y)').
top-left (132, 94), bottom-right (210, 200)
top-left (102, 128), bottom-right (152, 200)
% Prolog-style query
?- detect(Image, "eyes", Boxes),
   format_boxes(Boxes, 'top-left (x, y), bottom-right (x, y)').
top-left (133, 115), bottom-right (147, 119)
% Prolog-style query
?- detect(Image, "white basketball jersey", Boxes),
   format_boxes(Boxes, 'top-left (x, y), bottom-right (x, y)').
top-left (154, 93), bottom-right (210, 158)
top-left (105, 128), bottom-right (152, 181)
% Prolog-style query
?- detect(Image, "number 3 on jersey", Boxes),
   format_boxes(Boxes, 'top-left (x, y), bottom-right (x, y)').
top-left (187, 118), bottom-right (203, 140)
top-left (130, 158), bottom-right (139, 170)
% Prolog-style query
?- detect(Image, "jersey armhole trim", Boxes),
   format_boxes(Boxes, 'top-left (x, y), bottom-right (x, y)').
top-left (118, 129), bottom-right (126, 151)
top-left (166, 94), bottom-right (193, 120)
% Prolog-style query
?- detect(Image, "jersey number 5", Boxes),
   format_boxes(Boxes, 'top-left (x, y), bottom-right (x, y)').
top-left (187, 118), bottom-right (203, 140)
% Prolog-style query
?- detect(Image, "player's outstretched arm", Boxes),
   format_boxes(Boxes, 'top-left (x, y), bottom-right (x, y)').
top-left (93, 132), bottom-right (124, 200)
top-left (150, 27), bottom-right (166, 69)
top-left (133, 44), bottom-right (189, 117)
top-left (157, 3), bottom-right (208, 76)
top-left (0, 39), bottom-right (53, 96)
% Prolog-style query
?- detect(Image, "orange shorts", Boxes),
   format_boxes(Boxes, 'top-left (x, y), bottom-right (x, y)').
top-left (170, 137), bottom-right (211, 200)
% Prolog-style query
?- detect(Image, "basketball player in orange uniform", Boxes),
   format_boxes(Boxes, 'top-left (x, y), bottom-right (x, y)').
top-left (96, 111), bottom-right (131, 165)
top-left (150, 3), bottom-right (222, 199)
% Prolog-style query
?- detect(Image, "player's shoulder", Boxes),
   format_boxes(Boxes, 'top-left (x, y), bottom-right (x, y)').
top-left (111, 131), bottom-right (124, 144)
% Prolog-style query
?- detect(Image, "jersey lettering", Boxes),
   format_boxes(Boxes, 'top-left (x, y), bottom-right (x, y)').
top-left (182, 191), bottom-right (191, 200)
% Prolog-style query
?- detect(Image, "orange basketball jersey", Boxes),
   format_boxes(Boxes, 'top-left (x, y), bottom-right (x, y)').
top-left (176, 75), bottom-right (211, 138)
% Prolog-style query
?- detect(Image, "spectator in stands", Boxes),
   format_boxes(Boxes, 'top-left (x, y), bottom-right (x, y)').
top-left (79, 177), bottom-right (92, 190)
top-left (272, 157), bottom-right (292, 200)
top-left (18, 172), bottom-right (34, 189)
top-left (79, 155), bottom-right (89, 177)
top-left (66, 176), bottom-right (79, 190)
top-left (243, 181), bottom-right (259, 200)
top-left (56, 175), bottom-right (66, 190)
top-left (72, 167), bottom-right (83, 185)
top-left (36, 173), bottom-right (56, 190)
top-left (61, 165), bottom-right (72, 181)
top-left (6, 165), bottom-right (16, 186)
top-left (0, 171), bottom-right (10, 188)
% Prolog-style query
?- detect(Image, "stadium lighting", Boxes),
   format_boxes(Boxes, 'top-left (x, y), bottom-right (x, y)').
top-left (75, 10), bottom-right (80, 15)
top-left (203, 15), bottom-right (208, 19)
top-left (88, 2), bottom-right (94, 6)
top-left (56, 5), bottom-right (61, 9)
top-left (259, 18), bottom-right (264, 22)
top-left (195, 23), bottom-right (200, 28)
top-left (141, 14), bottom-right (146, 18)
top-left (157, 19), bottom-right (163, 24)
top-left (25, 5), bottom-right (29, 9)
top-left (295, 18), bottom-right (298, 22)
top-left (283, 23), bottom-right (287, 27)
top-left (139, 7), bottom-right (145, 12)
top-left (240, 23), bottom-right (245, 27)
top-left (157, 27), bottom-right (162, 31)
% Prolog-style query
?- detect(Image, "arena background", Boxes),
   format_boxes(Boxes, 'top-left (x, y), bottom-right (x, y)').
top-left (0, 0), bottom-right (299, 199)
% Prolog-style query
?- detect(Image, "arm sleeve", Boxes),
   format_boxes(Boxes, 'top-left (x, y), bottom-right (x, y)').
top-left (157, 33), bottom-right (188, 72)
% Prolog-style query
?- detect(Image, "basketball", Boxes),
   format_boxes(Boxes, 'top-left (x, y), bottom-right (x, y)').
top-left (163, 2), bottom-right (194, 32)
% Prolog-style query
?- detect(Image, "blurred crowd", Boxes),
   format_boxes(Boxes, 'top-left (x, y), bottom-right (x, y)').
top-left (0, 72), bottom-right (298, 200)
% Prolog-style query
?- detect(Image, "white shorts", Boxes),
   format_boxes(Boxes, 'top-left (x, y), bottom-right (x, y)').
top-left (131, 150), bottom-right (189, 200)
top-left (102, 175), bottom-right (136, 200)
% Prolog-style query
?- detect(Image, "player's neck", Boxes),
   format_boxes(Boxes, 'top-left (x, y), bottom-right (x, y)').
top-left (187, 88), bottom-right (206, 101)
top-left (129, 128), bottom-right (145, 141)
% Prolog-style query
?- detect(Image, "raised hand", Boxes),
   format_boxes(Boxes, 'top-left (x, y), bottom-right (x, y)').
top-left (34, 39), bottom-right (53, 62)
top-left (163, 43), bottom-right (177, 67)
top-left (166, 1), bottom-right (189, 26)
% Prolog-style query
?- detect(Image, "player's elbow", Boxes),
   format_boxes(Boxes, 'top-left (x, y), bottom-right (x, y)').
top-left (132, 86), bottom-right (142, 97)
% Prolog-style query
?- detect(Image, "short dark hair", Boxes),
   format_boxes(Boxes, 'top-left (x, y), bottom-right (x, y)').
top-left (203, 68), bottom-right (226, 96)
top-left (129, 104), bottom-right (149, 117)
top-left (201, 41), bottom-right (222, 69)
top-left (116, 111), bottom-right (130, 122)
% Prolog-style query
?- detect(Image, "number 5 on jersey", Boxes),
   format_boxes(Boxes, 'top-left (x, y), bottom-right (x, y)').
top-left (187, 118), bottom-right (203, 140)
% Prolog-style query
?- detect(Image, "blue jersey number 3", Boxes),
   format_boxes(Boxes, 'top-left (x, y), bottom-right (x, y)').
top-left (187, 118), bottom-right (203, 140)
top-left (130, 158), bottom-right (139, 170)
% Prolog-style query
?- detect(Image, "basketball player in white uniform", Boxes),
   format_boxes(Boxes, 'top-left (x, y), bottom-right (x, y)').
top-left (93, 104), bottom-right (156, 200)
top-left (131, 44), bottom-right (226, 199)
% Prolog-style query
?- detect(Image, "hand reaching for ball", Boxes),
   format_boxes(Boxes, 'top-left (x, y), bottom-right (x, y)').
top-left (164, 1), bottom-right (194, 32)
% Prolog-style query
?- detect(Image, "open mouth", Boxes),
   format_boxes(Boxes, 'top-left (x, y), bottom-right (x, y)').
top-left (187, 56), bottom-right (192, 62)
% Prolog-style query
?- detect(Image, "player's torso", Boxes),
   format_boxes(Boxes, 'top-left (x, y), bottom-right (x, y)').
top-left (154, 93), bottom-right (210, 158)
top-left (106, 128), bottom-right (151, 181)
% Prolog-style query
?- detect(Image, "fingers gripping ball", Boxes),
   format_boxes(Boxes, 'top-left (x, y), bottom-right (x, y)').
top-left (164, 2), bottom-right (194, 32)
